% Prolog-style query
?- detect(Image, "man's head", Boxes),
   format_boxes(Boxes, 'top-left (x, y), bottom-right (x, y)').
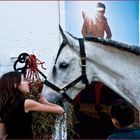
top-left (110, 99), bottom-right (135, 128)
top-left (96, 2), bottom-right (106, 14)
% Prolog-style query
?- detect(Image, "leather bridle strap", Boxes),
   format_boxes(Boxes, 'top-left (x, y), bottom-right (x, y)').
top-left (42, 38), bottom-right (89, 103)
top-left (54, 41), bottom-right (67, 65)
top-left (38, 69), bottom-right (74, 103)
top-left (57, 38), bottom-right (89, 92)
top-left (79, 38), bottom-right (89, 87)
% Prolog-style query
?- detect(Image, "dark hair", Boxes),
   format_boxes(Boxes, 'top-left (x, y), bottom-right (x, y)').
top-left (110, 99), bottom-right (134, 127)
top-left (0, 71), bottom-right (22, 120)
top-left (97, 2), bottom-right (106, 10)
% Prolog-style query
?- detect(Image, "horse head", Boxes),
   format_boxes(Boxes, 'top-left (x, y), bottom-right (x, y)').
top-left (43, 26), bottom-right (140, 111)
top-left (42, 26), bottom-right (94, 103)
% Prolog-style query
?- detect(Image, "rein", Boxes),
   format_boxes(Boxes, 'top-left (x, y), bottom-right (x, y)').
top-left (13, 38), bottom-right (89, 103)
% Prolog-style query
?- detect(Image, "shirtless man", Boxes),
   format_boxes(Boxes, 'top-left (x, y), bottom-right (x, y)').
top-left (81, 2), bottom-right (112, 39)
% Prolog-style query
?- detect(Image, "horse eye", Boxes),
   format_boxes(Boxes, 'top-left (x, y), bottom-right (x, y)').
top-left (59, 63), bottom-right (69, 69)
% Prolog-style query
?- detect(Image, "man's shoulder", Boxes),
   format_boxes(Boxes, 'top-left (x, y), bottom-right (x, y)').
top-left (107, 133), bottom-right (121, 140)
top-left (107, 128), bottom-right (140, 139)
top-left (133, 128), bottom-right (140, 134)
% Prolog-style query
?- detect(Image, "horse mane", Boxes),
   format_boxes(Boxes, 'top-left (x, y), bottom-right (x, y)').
top-left (85, 37), bottom-right (140, 55)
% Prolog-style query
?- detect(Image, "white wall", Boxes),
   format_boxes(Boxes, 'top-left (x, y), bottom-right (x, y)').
top-left (0, 1), bottom-right (65, 76)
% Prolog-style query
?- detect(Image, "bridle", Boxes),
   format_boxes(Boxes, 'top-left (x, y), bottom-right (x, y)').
top-left (47, 38), bottom-right (89, 102)
top-left (13, 37), bottom-right (89, 103)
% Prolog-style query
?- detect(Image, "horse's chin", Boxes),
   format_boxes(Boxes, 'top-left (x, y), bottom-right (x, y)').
top-left (66, 88), bottom-right (84, 100)
top-left (72, 82), bottom-right (86, 90)
top-left (42, 83), bottom-right (86, 103)
top-left (42, 91), bottom-right (62, 104)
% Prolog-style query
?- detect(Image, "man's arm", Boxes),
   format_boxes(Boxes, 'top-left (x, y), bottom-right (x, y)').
top-left (81, 11), bottom-right (90, 37)
top-left (104, 20), bottom-right (112, 39)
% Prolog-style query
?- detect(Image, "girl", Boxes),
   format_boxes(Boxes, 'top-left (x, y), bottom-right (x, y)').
top-left (0, 71), bottom-right (64, 139)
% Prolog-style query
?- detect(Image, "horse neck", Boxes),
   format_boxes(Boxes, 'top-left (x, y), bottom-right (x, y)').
top-left (85, 41), bottom-right (140, 110)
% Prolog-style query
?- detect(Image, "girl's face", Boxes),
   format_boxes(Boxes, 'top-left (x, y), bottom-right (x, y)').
top-left (18, 75), bottom-right (29, 94)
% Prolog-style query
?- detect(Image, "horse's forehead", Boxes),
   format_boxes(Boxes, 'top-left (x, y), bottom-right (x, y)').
top-left (58, 46), bottom-right (75, 61)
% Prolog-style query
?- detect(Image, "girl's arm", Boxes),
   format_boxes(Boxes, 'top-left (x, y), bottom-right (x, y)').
top-left (0, 122), bottom-right (7, 138)
top-left (38, 94), bottom-right (56, 106)
top-left (24, 99), bottom-right (64, 114)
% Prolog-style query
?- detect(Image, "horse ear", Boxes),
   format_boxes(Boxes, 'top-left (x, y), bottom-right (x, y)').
top-left (59, 25), bottom-right (79, 50)
top-left (59, 25), bottom-right (70, 46)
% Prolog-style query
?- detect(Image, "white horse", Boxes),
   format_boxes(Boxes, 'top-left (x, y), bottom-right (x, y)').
top-left (42, 26), bottom-right (140, 138)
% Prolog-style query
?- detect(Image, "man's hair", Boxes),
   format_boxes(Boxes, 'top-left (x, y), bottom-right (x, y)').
top-left (97, 2), bottom-right (106, 10)
top-left (110, 99), bottom-right (134, 127)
